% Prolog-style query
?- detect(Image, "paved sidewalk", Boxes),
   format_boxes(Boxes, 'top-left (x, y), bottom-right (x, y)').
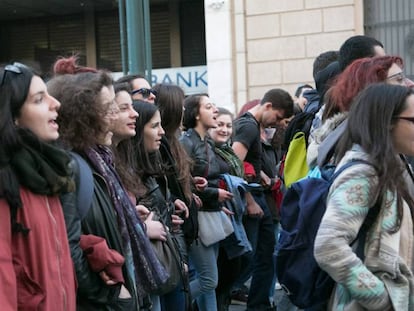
top-left (228, 287), bottom-right (286, 311)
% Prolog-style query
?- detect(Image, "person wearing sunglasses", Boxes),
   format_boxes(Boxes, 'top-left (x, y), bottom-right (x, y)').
top-left (0, 62), bottom-right (77, 310)
top-left (49, 56), bottom-right (168, 311)
top-left (116, 74), bottom-right (157, 104)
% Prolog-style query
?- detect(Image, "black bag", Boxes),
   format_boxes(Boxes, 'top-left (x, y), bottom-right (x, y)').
top-left (150, 213), bottom-right (184, 295)
top-left (182, 198), bottom-right (199, 245)
top-left (283, 111), bottom-right (316, 150)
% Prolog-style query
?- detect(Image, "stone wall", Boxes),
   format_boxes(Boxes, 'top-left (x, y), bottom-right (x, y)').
top-left (238, 0), bottom-right (363, 111)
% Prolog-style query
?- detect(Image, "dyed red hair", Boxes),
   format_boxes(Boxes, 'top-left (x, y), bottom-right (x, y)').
top-left (325, 55), bottom-right (403, 118)
top-left (237, 99), bottom-right (260, 117)
top-left (53, 55), bottom-right (98, 75)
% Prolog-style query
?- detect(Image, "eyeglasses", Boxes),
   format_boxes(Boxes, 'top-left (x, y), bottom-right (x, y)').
top-left (394, 116), bottom-right (414, 124)
top-left (386, 71), bottom-right (405, 82)
top-left (130, 88), bottom-right (157, 99)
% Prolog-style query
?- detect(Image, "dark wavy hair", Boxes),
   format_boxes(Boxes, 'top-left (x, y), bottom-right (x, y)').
top-left (335, 83), bottom-right (414, 232)
top-left (111, 81), bottom-right (139, 194)
top-left (0, 63), bottom-right (35, 233)
top-left (48, 72), bottom-right (113, 151)
top-left (182, 93), bottom-right (209, 130)
top-left (129, 101), bottom-right (164, 179)
top-left (153, 83), bottom-right (193, 201)
top-left (48, 56), bottom-right (113, 151)
top-left (0, 63), bottom-right (34, 157)
top-left (323, 55), bottom-right (403, 120)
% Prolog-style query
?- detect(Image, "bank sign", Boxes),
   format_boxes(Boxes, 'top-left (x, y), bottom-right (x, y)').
top-left (113, 65), bottom-right (208, 95)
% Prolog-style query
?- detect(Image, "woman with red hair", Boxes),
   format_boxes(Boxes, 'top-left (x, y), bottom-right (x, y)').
top-left (307, 55), bottom-right (408, 168)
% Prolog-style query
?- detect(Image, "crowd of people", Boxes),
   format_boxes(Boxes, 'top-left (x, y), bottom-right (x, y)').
top-left (1, 34), bottom-right (414, 311)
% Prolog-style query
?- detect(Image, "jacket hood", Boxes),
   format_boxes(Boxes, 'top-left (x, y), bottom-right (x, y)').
top-left (307, 112), bottom-right (348, 168)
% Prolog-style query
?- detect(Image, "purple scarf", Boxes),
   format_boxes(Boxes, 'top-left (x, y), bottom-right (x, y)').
top-left (85, 145), bottom-right (168, 297)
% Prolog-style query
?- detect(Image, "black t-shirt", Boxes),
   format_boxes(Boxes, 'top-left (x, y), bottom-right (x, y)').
top-left (233, 112), bottom-right (262, 183)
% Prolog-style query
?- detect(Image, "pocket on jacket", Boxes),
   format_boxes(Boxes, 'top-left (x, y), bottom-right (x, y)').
top-left (14, 263), bottom-right (45, 310)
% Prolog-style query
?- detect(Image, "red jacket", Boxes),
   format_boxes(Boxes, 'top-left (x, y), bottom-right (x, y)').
top-left (0, 187), bottom-right (76, 311)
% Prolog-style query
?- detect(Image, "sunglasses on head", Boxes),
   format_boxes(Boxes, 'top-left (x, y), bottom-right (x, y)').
top-left (130, 88), bottom-right (157, 99)
top-left (1, 62), bottom-right (28, 86)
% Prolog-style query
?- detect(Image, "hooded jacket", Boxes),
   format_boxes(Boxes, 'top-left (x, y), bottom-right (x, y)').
top-left (307, 112), bottom-right (348, 169)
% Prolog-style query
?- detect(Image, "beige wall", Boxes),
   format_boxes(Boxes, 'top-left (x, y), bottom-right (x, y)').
top-left (205, 0), bottom-right (364, 113)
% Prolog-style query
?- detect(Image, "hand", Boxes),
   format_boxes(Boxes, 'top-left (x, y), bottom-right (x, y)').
top-left (260, 172), bottom-right (272, 188)
top-left (99, 270), bottom-right (117, 286)
top-left (145, 212), bottom-right (167, 241)
top-left (221, 206), bottom-right (234, 216)
top-left (280, 115), bottom-right (294, 129)
top-left (174, 199), bottom-right (189, 218)
top-left (171, 214), bottom-right (184, 232)
top-left (193, 176), bottom-right (208, 192)
top-left (193, 193), bottom-right (203, 208)
top-left (135, 204), bottom-right (150, 222)
top-left (217, 189), bottom-right (233, 202)
top-left (246, 199), bottom-right (264, 218)
top-left (118, 285), bottom-right (132, 299)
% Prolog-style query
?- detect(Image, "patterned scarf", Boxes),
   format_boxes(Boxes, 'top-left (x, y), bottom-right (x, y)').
top-left (214, 142), bottom-right (244, 178)
top-left (84, 145), bottom-right (168, 298)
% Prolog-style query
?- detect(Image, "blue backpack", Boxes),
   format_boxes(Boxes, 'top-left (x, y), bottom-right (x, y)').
top-left (275, 160), bottom-right (380, 308)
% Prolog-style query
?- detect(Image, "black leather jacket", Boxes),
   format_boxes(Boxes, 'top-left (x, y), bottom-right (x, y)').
top-left (61, 158), bottom-right (137, 311)
top-left (138, 175), bottom-right (188, 264)
top-left (179, 128), bottom-right (221, 212)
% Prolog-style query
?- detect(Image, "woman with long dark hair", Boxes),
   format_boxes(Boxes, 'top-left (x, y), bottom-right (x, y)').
top-left (48, 57), bottom-right (168, 310)
top-left (315, 83), bottom-right (414, 310)
top-left (179, 94), bottom-right (234, 311)
top-left (0, 62), bottom-right (76, 310)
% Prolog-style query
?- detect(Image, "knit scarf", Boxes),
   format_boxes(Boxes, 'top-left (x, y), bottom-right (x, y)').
top-left (2, 129), bottom-right (74, 233)
top-left (214, 142), bottom-right (244, 178)
top-left (10, 129), bottom-right (74, 195)
top-left (84, 145), bottom-right (168, 298)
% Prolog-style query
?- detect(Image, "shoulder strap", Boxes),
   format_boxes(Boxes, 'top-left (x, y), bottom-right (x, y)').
top-left (317, 119), bottom-right (348, 167)
top-left (70, 152), bottom-right (94, 219)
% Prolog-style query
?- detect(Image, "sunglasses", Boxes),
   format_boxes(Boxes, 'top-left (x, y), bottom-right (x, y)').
top-left (1, 62), bottom-right (28, 86)
top-left (130, 88), bottom-right (157, 99)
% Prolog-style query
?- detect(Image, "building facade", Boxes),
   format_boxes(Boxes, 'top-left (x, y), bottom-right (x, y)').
top-left (1, 0), bottom-right (413, 112)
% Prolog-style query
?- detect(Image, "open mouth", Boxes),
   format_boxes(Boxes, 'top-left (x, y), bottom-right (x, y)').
top-left (127, 122), bottom-right (136, 129)
top-left (49, 118), bottom-right (58, 129)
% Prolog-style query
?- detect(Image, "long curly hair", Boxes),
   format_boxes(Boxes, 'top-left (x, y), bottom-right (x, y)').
top-left (47, 57), bottom-right (113, 151)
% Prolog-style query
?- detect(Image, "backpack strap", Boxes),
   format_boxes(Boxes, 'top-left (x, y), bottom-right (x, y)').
top-left (69, 152), bottom-right (94, 219)
top-left (317, 119), bottom-right (348, 167)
